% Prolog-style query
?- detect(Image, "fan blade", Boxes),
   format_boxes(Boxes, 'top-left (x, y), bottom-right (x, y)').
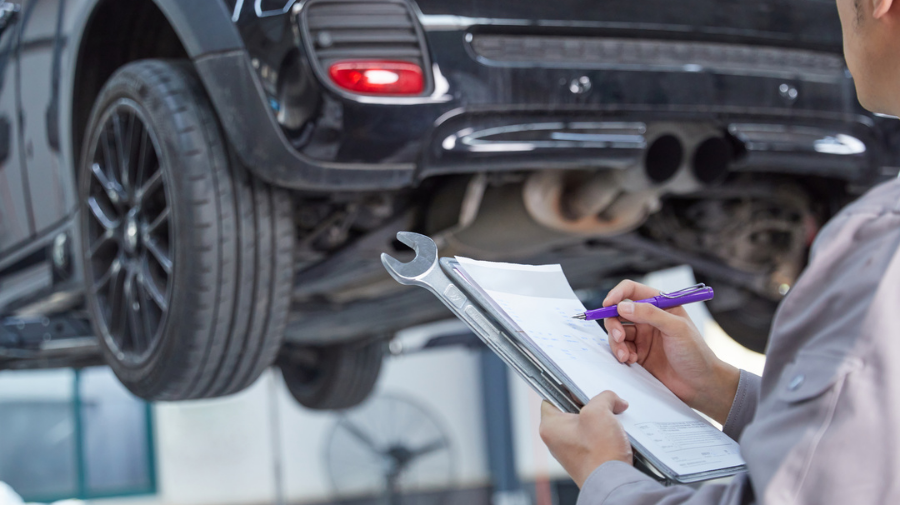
top-left (340, 419), bottom-right (382, 455)
top-left (410, 438), bottom-right (447, 459)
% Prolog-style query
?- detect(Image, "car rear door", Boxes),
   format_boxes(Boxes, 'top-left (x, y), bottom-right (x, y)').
top-left (0, 1), bottom-right (30, 255)
top-left (17, 0), bottom-right (69, 235)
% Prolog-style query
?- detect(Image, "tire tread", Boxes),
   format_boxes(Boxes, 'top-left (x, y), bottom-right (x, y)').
top-left (82, 59), bottom-right (294, 401)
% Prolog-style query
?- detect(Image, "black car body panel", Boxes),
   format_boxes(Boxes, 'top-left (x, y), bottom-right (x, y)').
top-left (152, 0), bottom-right (245, 57)
top-left (202, 0), bottom-right (896, 192)
top-left (0, 0), bottom-right (887, 265)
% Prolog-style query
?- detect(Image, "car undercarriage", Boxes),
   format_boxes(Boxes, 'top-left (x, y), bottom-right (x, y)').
top-left (1, 0), bottom-right (898, 410)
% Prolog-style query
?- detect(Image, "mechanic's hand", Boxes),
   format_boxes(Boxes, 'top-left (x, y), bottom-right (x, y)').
top-left (540, 392), bottom-right (632, 488)
top-left (603, 280), bottom-right (740, 424)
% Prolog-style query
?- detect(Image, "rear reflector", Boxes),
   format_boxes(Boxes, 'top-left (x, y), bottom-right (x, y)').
top-left (328, 60), bottom-right (424, 95)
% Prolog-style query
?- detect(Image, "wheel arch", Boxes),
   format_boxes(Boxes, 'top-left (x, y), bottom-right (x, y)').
top-left (68, 0), bottom-right (243, 174)
top-left (67, 0), bottom-right (415, 193)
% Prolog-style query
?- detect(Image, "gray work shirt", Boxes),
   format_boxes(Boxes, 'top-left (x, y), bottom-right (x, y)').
top-left (578, 177), bottom-right (900, 504)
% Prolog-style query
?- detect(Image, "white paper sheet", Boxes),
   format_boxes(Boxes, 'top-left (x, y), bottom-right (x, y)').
top-left (456, 257), bottom-right (744, 477)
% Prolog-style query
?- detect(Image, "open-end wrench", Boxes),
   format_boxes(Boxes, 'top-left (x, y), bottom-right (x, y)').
top-left (381, 231), bottom-right (579, 412)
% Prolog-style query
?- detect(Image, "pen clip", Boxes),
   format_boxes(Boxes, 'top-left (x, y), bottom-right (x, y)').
top-left (659, 283), bottom-right (707, 299)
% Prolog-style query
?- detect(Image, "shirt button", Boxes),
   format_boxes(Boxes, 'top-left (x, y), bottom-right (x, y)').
top-left (788, 374), bottom-right (805, 391)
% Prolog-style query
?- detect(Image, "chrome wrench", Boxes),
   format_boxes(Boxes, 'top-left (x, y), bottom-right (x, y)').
top-left (381, 231), bottom-right (578, 412)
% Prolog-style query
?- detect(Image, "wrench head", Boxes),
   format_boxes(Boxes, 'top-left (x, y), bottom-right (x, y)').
top-left (381, 232), bottom-right (439, 284)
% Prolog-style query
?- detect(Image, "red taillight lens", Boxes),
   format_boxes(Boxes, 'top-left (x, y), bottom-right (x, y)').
top-left (328, 60), bottom-right (424, 95)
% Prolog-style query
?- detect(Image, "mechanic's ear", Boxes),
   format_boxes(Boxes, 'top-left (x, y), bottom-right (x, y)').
top-left (872, 0), bottom-right (894, 19)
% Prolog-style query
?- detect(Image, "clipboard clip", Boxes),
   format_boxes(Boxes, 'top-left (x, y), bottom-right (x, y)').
top-left (659, 283), bottom-right (708, 299)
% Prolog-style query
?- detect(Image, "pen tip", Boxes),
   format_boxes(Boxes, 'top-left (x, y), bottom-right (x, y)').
top-left (571, 313), bottom-right (586, 320)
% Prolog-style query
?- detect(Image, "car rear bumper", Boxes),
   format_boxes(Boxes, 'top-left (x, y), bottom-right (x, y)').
top-left (205, 9), bottom-right (890, 191)
top-left (424, 109), bottom-right (881, 182)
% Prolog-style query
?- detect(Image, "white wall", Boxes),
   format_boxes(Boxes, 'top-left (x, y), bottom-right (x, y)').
top-left (153, 378), bottom-right (278, 505)
top-left (101, 345), bottom-right (491, 505)
top-left (0, 369), bottom-right (74, 401)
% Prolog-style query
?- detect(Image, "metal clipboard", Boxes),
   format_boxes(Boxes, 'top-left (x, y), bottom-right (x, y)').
top-left (443, 258), bottom-right (679, 484)
top-left (381, 232), bottom-right (745, 485)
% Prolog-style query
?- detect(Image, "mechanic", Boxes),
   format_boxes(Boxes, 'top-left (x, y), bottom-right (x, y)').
top-left (538, 0), bottom-right (900, 503)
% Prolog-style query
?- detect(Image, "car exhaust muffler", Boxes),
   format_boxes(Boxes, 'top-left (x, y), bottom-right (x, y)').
top-left (523, 170), bottom-right (660, 237)
top-left (429, 126), bottom-right (738, 259)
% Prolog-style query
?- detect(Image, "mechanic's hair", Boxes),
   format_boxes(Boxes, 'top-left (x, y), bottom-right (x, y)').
top-left (855, 0), bottom-right (863, 25)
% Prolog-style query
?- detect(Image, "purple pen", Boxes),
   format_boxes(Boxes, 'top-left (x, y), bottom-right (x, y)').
top-left (572, 284), bottom-right (714, 321)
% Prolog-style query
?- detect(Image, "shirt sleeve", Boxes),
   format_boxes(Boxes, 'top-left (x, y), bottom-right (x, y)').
top-left (576, 462), bottom-right (753, 505)
top-left (574, 371), bottom-right (761, 505)
top-left (722, 370), bottom-right (761, 441)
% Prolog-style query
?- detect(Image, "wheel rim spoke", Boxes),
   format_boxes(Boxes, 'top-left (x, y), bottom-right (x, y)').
top-left (92, 258), bottom-right (119, 293)
top-left (90, 162), bottom-right (118, 196)
top-left (135, 123), bottom-right (150, 188)
top-left (91, 163), bottom-right (123, 203)
top-left (113, 112), bottom-right (132, 196)
top-left (106, 261), bottom-right (127, 335)
top-left (86, 101), bottom-right (172, 363)
top-left (139, 259), bottom-right (168, 311)
top-left (145, 237), bottom-right (172, 275)
top-left (86, 196), bottom-right (120, 232)
top-left (99, 127), bottom-right (125, 196)
top-left (137, 276), bottom-right (159, 346)
top-left (88, 229), bottom-right (117, 259)
top-left (124, 270), bottom-right (142, 353)
top-left (145, 206), bottom-right (170, 235)
top-left (139, 170), bottom-right (163, 202)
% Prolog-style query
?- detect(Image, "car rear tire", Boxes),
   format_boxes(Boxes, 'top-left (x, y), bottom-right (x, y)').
top-left (79, 60), bottom-right (294, 400)
top-left (695, 275), bottom-right (775, 354)
top-left (279, 340), bottom-right (384, 410)
top-left (705, 295), bottom-right (776, 354)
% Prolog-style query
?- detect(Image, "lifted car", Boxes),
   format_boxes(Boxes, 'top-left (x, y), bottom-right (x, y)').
top-left (0, 0), bottom-right (897, 409)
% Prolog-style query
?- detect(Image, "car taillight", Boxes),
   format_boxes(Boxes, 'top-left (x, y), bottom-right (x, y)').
top-left (328, 60), bottom-right (424, 95)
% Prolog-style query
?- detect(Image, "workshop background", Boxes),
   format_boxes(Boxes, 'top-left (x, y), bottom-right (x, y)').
top-left (0, 267), bottom-right (764, 505)
top-left (3, 0), bottom-right (871, 503)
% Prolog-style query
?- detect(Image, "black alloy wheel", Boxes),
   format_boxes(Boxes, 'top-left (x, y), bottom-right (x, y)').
top-left (83, 101), bottom-right (171, 365)
top-left (80, 60), bottom-right (294, 401)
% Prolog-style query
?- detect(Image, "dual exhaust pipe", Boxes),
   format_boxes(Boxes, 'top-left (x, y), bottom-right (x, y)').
top-left (645, 133), bottom-right (734, 186)
top-left (524, 132), bottom-right (737, 236)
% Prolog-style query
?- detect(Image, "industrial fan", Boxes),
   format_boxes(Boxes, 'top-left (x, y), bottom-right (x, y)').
top-left (324, 394), bottom-right (456, 505)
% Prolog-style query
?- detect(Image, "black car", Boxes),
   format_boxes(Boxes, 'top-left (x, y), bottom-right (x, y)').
top-left (0, 0), bottom-right (895, 409)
